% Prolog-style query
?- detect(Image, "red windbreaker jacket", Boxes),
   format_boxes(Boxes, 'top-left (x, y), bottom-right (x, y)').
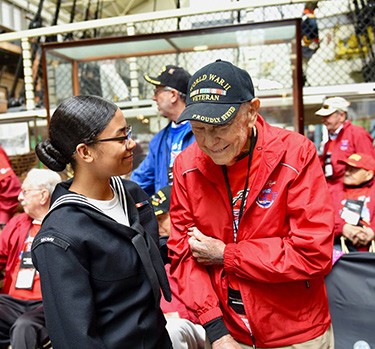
top-left (0, 213), bottom-right (34, 294)
top-left (0, 147), bottom-right (21, 224)
top-left (168, 115), bottom-right (334, 347)
top-left (320, 121), bottom-right (375, 192)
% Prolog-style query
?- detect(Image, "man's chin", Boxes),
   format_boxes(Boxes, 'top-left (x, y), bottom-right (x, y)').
top-left (211, 156), bottom-right (236, 167)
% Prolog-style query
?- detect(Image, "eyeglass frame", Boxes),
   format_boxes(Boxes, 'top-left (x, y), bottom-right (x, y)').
top-left (20, 188), bottom-right (43, 196)
top-left (153, 86), bottom-right (186, 99)
top-left (86, 125), bottom-right (132, 145)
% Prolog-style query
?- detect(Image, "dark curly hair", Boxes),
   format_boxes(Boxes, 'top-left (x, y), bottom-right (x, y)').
top-left (36, 95), bottom-right (118, 172)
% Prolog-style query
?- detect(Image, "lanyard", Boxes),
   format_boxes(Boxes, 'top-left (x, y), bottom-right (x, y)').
top-left (222, 129), bottom-right (257, 239)
top-left (327, 138), bottom-right (336, 153)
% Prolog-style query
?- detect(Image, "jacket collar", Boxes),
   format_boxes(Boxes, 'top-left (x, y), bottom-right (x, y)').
top-left (47, 176), bottom-right (141, 229)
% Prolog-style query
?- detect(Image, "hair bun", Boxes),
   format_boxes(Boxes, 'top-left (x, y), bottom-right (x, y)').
top-left (35, 140), bottom-right (68, 172)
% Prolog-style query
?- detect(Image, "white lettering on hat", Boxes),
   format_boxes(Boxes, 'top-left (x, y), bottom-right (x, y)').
top-left (191, 114), bottom-right (221, 124)
top-left (221, 106), bottom-right (236, 121)
top-left (192, 94), bottom-right (220, 102)
top-left (209, 74), bottom-right (231, 90)
top-left (190, 74), bottom-right (207, 91)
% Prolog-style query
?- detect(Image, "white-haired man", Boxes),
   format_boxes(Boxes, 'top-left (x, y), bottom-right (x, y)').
top-left (168, 60), bottom-right (335, 348)
top-left (0, 168), bottom-right (61, 349)
top-left (315, 96), bottom-right (375, 195)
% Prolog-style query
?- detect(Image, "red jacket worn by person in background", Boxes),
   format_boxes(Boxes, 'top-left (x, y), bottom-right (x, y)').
top-left (331, 178), bottom-right (375, 251)
top-left (168, 115), bottom-right (334, 348)
top-left (0, 213), bottom-right (41, 299)
top-left (0, 147), bottom-right (21, 225)
top-left (320, 121), bottom-right (375, 194)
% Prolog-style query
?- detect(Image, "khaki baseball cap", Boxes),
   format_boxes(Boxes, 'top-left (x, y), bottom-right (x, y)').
top-left (315, 97), bottom-right (351, 117)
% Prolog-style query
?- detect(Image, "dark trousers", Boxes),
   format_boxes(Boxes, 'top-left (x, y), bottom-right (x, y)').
top-left (0, 295), bottom-right (48, 349)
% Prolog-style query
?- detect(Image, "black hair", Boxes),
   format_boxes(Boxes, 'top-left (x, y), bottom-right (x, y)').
top-left (305, 1), bottom-right (318, 11)
top-left (36, 95), bottom-right (118, 172)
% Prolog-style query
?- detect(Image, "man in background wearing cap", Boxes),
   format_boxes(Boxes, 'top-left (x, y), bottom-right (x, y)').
top-left (167, 60), bottom-right (334, 348)
top-left (151, 185), bottom-right (206, 349)
top-left (131, 65), bottom-right (195, 196)
top-left (331, 153), bottom-right (375, 252)
top-left (315, 96), bottom-right (375, 195)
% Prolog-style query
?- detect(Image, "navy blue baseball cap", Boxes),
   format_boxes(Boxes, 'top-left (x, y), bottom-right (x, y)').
top-left (177, 60), bottom-right (255, 125)
top-left (144, 65), bottom-right (191, 95)
top-left (151, 185), bottom-right (172, 216)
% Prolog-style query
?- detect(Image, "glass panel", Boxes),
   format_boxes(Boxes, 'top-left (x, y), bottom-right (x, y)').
top-left (44, 19), bottom-right (300, 135)
top-left (46, 52), bottom-right (73, 109)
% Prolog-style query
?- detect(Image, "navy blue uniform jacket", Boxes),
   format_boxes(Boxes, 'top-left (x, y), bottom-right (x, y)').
top-left (31, 177), bottom-right (172, 349)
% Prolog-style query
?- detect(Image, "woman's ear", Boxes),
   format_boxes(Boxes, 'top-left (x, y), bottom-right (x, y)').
top-left (75, 143), bottom-right (94, 163)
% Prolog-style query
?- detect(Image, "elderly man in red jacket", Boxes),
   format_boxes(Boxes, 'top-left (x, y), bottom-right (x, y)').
top-left (315, 97), bottom-right (375, 196)
top-left (0, 168), bottom-right (61, 349)
top-left (168, 60), bottom-right (335, 349)
top-left (332, 153), bottom-right (375, 252)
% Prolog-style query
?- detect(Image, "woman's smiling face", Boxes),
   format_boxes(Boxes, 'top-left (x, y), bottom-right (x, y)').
top-left (89, 109), bottom-right (136, 177)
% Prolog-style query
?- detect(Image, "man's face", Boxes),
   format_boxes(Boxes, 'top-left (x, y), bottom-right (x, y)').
top-left (152, 86), bottom-right (175, 120)
top-left (157, 212), bottom-right (171, 237)
top-left (344, 165), bottom-right (373, 186)
top-left (191, 100), bottom-right (259, 166)
top-left (18, 176), bottom-right (44, 219)
top-left (321, 110), bottom-right (346, 133)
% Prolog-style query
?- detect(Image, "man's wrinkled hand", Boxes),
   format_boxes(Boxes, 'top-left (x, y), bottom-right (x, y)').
top-left (357, 226), bottom-right (375, 246)
top-left (212, 334), bottom-right (243, 349)
top-left (342, 224), bottom-right (365, 245)
top-left (188, 227), bottom-right (225, 265)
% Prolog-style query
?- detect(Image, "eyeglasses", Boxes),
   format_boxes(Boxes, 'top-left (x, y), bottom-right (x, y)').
top-left (153, 86), bottom-right (175, 96)
top-left (21, 188), bottom-right (42, 196)
top-left (89, 126), bottom-right (132, 145)
top-left (153, 86), bottom-right (187, 100)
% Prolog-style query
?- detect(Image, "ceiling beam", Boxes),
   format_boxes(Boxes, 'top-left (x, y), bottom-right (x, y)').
top-left (0, 0), bottom-right (312, 42)
top-left (8, 0), bottom-right (71, 23)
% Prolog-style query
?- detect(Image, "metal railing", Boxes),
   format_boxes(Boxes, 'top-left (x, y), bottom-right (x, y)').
top-left (0, 0), bottom-right (374, 112)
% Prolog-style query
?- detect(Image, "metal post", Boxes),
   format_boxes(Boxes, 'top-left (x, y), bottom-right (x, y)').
top-left (21, 38), bottom-right (35, 110)
top-left (127, 23), bottom-right (140, 101)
